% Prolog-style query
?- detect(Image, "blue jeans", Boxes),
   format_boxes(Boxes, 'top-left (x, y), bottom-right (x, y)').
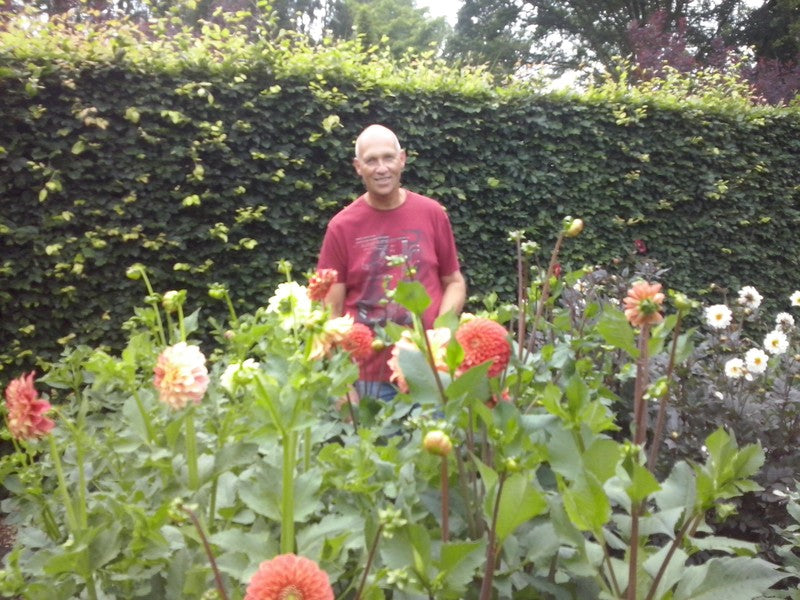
top-left (355, 381), bottom-right (397, 402)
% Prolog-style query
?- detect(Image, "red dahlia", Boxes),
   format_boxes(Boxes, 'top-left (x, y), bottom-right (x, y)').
top-left (307, 269), bottom-right (338, 302)
top-left (455, 318), bottom-right (511, 378)
top-left (340, 322), bottom-right (374, 363)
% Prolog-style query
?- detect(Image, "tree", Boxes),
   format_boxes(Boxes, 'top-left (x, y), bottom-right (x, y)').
top-left (446, 0), bottom-right (760, 76)
top-left (628, 8), bottom-right (800, 104)
top-left (326, 0), bottom-right (449, 58)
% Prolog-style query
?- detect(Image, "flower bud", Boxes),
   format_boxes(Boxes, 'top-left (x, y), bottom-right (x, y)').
top-left (126, 263), bottom-right (145, 280)
top-left (162, 290), bottom-right (184, 313)
top-left (503, 457), bottom-right (520, 473)
top-left (564, 217), bottom-right (584, 238)
top-left (423, 430), bottom-right (452, 457)
top-left (371, 339), bottom-right (386, 351)
top-left (208, 283), bottom-right (227, 300)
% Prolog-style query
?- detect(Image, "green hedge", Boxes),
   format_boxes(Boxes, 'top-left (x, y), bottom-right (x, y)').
top-left (2, 17), bottom-right (800, 377)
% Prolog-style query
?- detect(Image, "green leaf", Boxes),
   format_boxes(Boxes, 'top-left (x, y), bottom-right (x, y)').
top-left (596, 305), bottom-right (639, 358)
top-left (561, 472), bottom-right (610, 533)
top-left (394, 280), bottom-right (431, 316)
top-left (672, 557), bottom-right (787, 600)
top-left (626, 462), bottom-right (661, 503)
top-left (494, 473), bottom-right (547, 542)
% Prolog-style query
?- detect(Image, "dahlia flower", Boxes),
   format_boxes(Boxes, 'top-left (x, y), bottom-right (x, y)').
top-left (737, 286), bottom-right (763, 310)
top-left (307, 269), bottom-right (337, 303)
top-left (220, 358), bottom-right (260, 393)
top-left (724, 357), bottom-right (746, 379)
top-left (775, 312), bottom-right (795, 331)
top-left (4, 371), bottom-right (54, 441)
top-left (705, 304), bottom-right (732, 330)
top-left (791, 291), bottom-right (800, 307)
top-left (267, 282), bottom-right (313, 331)
top-left (388, 328), bottom-right (451, 393)
top-left (245, 554), bottom-right (334, 600)
top-left (744, 348), bottom-right (769, 375)
top-left (153, 342), bottom-right (210, 410)
top-left (763, 330), bottom-right (789, 355)
top-left (622, 281), bottom-right (665, 327)
top-left (340, 322), bottom-right (375, 363)
top-left (308, 315), bottom-right (354, 361)
top-left (455, 317), bottom-right (511, 378)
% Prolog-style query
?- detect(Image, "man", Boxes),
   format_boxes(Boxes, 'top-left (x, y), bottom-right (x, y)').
top-left (317, 124), bottom-right (466, 400)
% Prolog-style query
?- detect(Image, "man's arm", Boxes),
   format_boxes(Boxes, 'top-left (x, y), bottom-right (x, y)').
top-left (324, 282), bottom-right (346, 317)
top-left (439, 270), bottom-right (466, 316)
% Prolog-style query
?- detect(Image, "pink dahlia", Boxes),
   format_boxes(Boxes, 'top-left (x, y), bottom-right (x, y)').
top-left (307, 269), bottom-right (338, 303)
top-left (623, 281), bottom-right (665, 327)
top-left (340, 323), bottom-right (375, 363)
top-left (153, 342), bottom-right (209, 410)
top-left (245, 554), bottom-right (334, 600)
top-left (455, 318), bottom-right (510, 378)
top-left (4, 371), bottom-right (54, 441)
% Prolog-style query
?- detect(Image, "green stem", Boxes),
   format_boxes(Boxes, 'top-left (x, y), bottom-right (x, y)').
top-left (185, 407), bottom-right (199, 491)
top-left (76, 433), bottom-right (88, 528)
top-left (280, 430), bottom-right (298, 554)
top-left (48, 434), bottom-right (79, 535)
top-left (223, 291), bottom-right (239, 326)
top-left (177, 304), bottom-right (186, 342)
top-left (303, 428), bottom-right (311, 472)
top-left (140, 271), bottom-right (167, 346)
top-left (441, 458), bottom-right (449, 542)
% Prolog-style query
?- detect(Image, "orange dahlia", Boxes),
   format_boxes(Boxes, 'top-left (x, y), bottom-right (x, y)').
top-left (340, 322), bottom-right (375, 363)
top-left (623, 281), bottom-right (665, 327)
top-left (455, 318), bottom-right (510, 378)
top-left (245, 554), bottom-right (334, 600)
top-left (4, 371), bottom-right (54, 441)
top-left (153, 342), bottom-right (210, 410)
top-left (307, 269), bottom-right (338, 302)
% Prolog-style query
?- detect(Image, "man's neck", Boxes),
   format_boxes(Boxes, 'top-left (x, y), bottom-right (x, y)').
top-left (364, 188), bottom-right (406, 211)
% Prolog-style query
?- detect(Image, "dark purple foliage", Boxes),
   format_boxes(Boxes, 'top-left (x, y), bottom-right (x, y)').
top-left (628, 9), bottom-right (800, 105)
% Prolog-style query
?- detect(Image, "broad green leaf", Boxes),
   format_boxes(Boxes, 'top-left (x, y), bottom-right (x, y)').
top-left (562, 472), bottom-right (611, 532)
top-left (438, 541), bottom-right (484, 591)
top-left (494, 473), bottom-right (547, 542)
top-left (583, 438), bottom-right (622, 483)
top-left (597, 305), bottom-right (639, 358)
top-left (394, 280), bottom-right (431, 316)
top-left (673, 557), bottom-right (787, 600)
top-left (626, 462), bottom-right (661, 503)
top-left (644, 544), bottom-right (689, 599)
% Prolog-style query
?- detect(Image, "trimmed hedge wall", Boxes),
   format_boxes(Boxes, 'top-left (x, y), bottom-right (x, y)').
top-left (2, 18), bottom-right (800, 377)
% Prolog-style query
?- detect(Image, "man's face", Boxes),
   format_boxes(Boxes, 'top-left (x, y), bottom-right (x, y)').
top-left (353, 135), bottom-right (406, 199)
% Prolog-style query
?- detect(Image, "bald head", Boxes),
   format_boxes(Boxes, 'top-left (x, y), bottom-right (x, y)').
top-left (354, 124), bottom-right (402, 160)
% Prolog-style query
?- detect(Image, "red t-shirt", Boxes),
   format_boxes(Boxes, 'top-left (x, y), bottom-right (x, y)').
top-left (317, 191), bottom-right (461, 381)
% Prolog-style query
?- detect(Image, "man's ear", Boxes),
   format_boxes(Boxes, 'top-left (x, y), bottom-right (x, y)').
top-left (353, 157), bottom-right (362, 176)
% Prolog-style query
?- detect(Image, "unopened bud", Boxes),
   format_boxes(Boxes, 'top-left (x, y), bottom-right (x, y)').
top-left (162, 290), bottom-right (184, 312)
top-left (423, 430), bottom-right (452, 457)
top-left (371, 339), bottom-right (386, 351)
top-left (126, 263), bottom-right (145, 280)
top-left (564, 217), bottom-right (584, 238)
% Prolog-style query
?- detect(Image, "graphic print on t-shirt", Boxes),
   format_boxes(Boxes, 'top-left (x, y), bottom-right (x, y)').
top-left (354, 229), bottom-right (424, 328)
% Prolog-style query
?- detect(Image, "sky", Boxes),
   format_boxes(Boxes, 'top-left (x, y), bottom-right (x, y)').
top-left (415, 0), bottom-right (463, 26)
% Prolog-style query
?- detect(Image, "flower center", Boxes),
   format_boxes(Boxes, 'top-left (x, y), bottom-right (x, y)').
top-left (278, 586), bottom-right (304, 600)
